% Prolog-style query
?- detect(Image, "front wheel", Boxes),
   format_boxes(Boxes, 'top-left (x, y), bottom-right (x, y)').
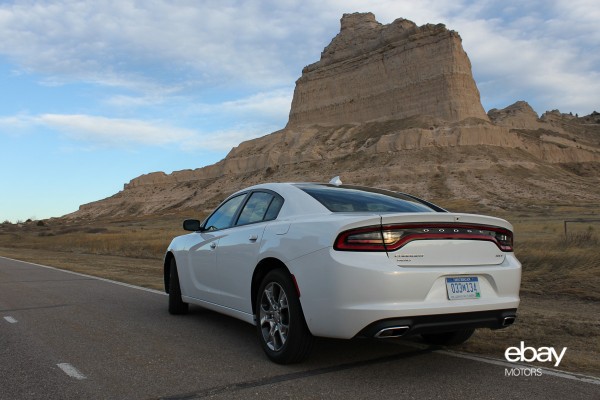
top-left (421, 328), bottom-right (475, 346)
top-left (256, 269), bottom-right (314, 364)
top-left (168, 258), bottom-right (189, 315)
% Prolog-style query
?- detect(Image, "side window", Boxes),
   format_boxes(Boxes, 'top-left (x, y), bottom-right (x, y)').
top-left (236, 192), bottom-right (273, 226)
top-left (236, 191), bottom-right (284, 226)
top-left (204, 194), bottom-right (246, 231)
top-left (264, 195), bottom-right (284, 221)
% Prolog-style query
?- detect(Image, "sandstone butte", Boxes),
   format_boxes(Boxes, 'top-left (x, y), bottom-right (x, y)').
top-left (70, 13), bottom-right (600, 220)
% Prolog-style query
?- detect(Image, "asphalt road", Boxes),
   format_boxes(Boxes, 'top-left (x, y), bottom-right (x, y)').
top-left (1, 256), bottom-right (598, 399)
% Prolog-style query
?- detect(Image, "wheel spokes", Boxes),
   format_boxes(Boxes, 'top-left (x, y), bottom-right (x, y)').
top-left (259, 282), bottom-right (289, 351)
top-left (265, 285), bottom-right (278, 309)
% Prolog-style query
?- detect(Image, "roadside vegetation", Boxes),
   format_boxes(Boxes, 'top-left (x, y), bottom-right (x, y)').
top-left (0, 209), bottom-right (598, 375)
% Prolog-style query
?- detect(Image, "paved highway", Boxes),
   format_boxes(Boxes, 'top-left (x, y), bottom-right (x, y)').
top-left (1, 256), bottom-right (598, 399)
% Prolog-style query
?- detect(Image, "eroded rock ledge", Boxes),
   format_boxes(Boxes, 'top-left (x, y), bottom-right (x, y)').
top-left (287, 12), bottom-right (488, 127)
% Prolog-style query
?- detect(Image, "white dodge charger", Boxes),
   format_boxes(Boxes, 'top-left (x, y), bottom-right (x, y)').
top-left (164, 181), bottom-right (521, 363)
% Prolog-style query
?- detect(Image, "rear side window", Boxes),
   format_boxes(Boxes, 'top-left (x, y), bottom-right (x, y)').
top-left (297, 185), bottom-right (435, 213)
top-left (236, 191), bottom-right (284, 226)
top-left (264, 195), bottom-right (284, 221)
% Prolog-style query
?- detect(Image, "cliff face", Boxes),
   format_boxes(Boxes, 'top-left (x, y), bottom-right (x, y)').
top-left (286, 13), bottom-right (488, 127)
top-left (69, 13), bottom-right (600, 220)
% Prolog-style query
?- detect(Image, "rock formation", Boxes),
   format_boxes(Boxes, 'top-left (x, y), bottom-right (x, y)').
top-left (488, 101), bottom-right (543, 130)
top-left (287, 13), bottom-right (488, 127)
top-left (67, 13), bottom-right (600, 220)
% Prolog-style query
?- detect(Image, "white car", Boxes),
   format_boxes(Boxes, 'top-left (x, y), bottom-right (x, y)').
top-left (164, 181), bottom-right (521, 364)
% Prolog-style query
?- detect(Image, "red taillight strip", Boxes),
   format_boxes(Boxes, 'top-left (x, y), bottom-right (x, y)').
top-left (334, 223), bottom-right (513, 252)
top-left (385, 232), bottom-right (512, 251)
top-left (383, 223), bottom-right (513, 252)
top-left (333, 226), bottom-right (385, 251)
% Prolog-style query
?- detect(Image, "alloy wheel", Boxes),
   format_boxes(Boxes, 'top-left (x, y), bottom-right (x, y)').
top-left (259, 282), bottom-right (290, 351)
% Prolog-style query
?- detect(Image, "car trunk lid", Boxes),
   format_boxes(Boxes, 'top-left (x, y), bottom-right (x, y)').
top-left (379, 213), bottom-right (513, 266)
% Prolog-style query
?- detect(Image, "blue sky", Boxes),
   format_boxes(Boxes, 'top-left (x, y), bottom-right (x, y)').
top-left (1, 0), bottom-right (598, 222)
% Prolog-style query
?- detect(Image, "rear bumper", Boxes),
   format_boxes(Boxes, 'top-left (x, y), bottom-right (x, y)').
top-left (290, 247), bottom-right (521, 339)
top-left (356, 308), bottom-right (518, 338)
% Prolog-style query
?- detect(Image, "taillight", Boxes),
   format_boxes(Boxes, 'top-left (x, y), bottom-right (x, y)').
top-left (334, 226), bottom-right (388, 251)
top-left (334, 224), bottom-right (513, 252)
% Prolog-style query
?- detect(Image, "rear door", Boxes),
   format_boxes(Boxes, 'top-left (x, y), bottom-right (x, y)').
top-left (215, 191), bottom-right (284, 313)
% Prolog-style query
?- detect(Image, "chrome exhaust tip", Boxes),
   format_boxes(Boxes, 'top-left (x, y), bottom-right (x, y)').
top-left (502, 316), bottom-right (516, 327)
top-left (374, 326), bottom-right (410, 338)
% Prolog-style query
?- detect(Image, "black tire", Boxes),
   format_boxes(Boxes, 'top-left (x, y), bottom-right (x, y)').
top-left (168, 258), bottom-right (189, 315)
top-left (421, 328), bottom-right (475, 346)
top-left (256, 269), bottom-right (314, 364)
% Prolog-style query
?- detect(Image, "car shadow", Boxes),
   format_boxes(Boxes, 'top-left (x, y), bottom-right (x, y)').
top-left (181, 304), bottom-right (434, 368)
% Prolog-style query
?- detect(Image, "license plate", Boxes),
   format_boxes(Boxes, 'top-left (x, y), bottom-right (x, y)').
top-left (446, 277), bottom-right (481, 300)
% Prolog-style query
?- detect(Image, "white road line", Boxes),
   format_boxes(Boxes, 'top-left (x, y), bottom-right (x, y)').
top-left (0, 256), bottom-right (165, 295)
top-left (436, 349), bottom-right (600, 386)
top-left (396, 341), bottom-right (600, 385)
top-left (57, 363), bottom-right (87, 380)
top-left (3, 316), bottom-right (18, 323)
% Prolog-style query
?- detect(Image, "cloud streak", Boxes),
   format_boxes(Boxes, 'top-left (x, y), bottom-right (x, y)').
top-left (0, 113), bottom-right (272, 152)
top-left (190, 89), bottom-right (293, 122)
top-left (38, 114), bottom-right (196, 146)
top-left (446, 1), bottom-right (600, 114)
top-left (0, 1), bottom-right (598, 120)
top-left (0, 1), bottom-right (321, 92)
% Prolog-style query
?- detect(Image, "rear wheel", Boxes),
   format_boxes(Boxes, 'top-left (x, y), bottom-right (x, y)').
top-left (168, 258), bottom-right (189, 315)
top-left (256, 269), bottom-right (313, 364)
top-left (421, 328), bottom-right (475, 346)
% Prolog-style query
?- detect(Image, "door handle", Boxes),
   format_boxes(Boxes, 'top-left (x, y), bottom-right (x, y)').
top-left (249, 234), bottom-right (258, 242)
top-left (210, 242), bottom-right (217, 249)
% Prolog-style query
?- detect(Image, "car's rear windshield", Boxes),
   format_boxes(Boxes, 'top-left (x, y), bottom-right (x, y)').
top-left (296, 184), bottom-right (437, 213)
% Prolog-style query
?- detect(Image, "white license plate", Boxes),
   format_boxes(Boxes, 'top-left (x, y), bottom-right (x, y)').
top-left (446, 277), bottom-right (481, 300)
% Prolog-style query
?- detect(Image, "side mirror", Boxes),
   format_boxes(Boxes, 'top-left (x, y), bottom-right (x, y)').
top-left (183, 219), bottom-right (202, 232)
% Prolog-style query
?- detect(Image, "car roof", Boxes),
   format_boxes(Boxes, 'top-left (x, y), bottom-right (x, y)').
top-left (227, 182), bottom-right (445, 217)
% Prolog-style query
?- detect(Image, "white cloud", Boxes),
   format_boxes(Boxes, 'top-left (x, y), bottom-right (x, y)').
top-left (445, 1), bottom-right (600, 114)
top-left (0, 112), bottom-right (271, 152)
top-left (0, 0), bottom-right (322, 91)
top-left (0, 114), bottom-right (33, 130)
top-left (552, 0), bottom-right (600, 44)
top-left (0, 0), bottom-right (598, 119)
top-left (221, 89), bottom-right (293, 116)
top-left (38, 114), bottom-right (196, 146)
top-left (190, 89), bottom-right (293, 122)
top-left (0, 113), bottom-right (195, 147)
top-left (186, 126), bottom-right (274, 152)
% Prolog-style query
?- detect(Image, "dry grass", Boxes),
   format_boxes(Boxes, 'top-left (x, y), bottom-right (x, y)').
top-left (0, 246), bottom-right (164, 290)
top-left (517, 238), bottom-right (599, 301)
top-left (455, 214), bottom-right (600, 375)
top-left (457, 295), bottom-right (600, 375)
top-left (0, 214), bottom-right (187, 260)
top-left (1, 211), bottom-right (599, 376)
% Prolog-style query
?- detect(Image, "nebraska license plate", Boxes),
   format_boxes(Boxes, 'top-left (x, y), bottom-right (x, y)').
top-left (446, 277), bottom-right (481, 300)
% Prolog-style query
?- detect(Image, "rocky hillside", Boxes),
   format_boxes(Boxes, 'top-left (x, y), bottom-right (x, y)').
top-left (69, 13), bottom-right (600, 220)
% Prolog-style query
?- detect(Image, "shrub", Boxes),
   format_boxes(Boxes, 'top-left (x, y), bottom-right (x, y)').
top-left (563, 231), bottom-right (598, 247)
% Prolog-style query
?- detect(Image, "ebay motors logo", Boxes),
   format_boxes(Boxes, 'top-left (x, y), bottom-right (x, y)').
top-left (504, 342), bottom-right (567, 377)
